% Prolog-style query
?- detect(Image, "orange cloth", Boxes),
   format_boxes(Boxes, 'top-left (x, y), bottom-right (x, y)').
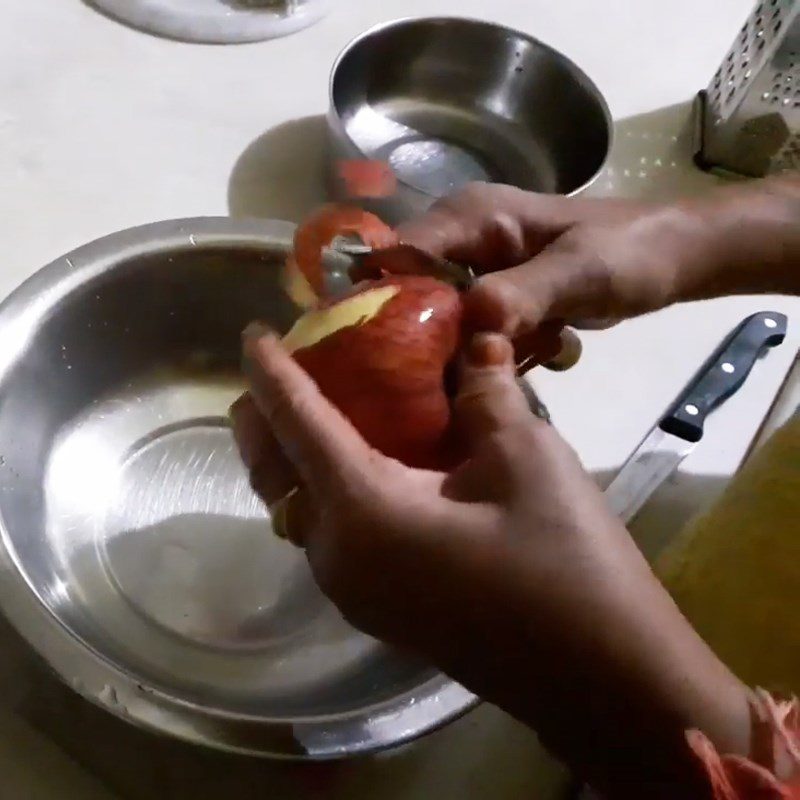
top-left (688, 691), bottom-right (800, 800)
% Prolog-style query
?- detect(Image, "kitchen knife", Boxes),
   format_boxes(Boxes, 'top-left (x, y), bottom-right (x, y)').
top-left (605, 311), bottom-right (788, 525)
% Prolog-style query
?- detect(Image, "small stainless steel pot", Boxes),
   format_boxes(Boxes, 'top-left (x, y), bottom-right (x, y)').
top-left (328, 17), bottom-right (612, 223)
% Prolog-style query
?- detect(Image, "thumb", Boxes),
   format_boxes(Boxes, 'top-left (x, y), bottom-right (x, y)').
top-left (454, 333), bottom-right (537, 443)
top-left (463, 249), bottom-right (586, 337)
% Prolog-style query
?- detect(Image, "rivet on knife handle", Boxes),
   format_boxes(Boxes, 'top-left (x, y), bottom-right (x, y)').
top-left (660, 311), bottom-right (788, 444)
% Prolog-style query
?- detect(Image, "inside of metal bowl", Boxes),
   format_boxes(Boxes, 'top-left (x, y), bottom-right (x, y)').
top-left (332, 18), bottom-right (611, 197)
top-left (0, 238), bottom-right (441, 736)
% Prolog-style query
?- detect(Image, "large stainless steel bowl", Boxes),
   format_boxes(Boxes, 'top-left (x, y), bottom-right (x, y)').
top-left (0, 218), bottom-right (475, 758)
top-left (328, 17), bottom-right (612, 222)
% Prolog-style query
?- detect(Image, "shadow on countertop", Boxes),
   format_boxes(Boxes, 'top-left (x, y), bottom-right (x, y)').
top-left (226, 102), bottom-right (720, 231)
top-left (228, 115), bottom-right (330, 224)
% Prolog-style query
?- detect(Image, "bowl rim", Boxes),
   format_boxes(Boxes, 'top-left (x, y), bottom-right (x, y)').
top-left (0, 216), bottom-right (478, 759)
top-left (328, 15), bottom-right (614, 199)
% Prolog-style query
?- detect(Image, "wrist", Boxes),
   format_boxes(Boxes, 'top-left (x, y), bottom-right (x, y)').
top-left (473, 525), bottom-right (751, 789)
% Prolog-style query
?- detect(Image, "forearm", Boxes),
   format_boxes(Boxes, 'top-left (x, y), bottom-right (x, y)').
top-left (533, 585), bottom-right (752, 799)
top-left (434, 530), bottom-right (752, 798)
top-left (671, 174), bottom-right (800, 302)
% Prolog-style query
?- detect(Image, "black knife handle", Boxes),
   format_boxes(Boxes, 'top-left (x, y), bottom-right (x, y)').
top-left (659, 311), bottom-right (787, 443)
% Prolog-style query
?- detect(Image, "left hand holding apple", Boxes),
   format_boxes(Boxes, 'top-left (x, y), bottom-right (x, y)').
top-left (232, 327), bottom-right (610, 657)
top-left (231, 327), bottom-right (750, 797)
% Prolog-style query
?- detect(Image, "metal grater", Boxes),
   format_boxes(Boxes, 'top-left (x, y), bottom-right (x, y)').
top-left (694, 0), bottom-right (800, 177)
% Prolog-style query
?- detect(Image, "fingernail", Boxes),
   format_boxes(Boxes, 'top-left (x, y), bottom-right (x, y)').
top-left (229, 397), bottom-right (259, 468)
top-left (269, 488), bottom-right (299, 543)
top-left (271, 499), bottom-right (290, 540)
top-left (468, 333), bottom-right (513, 368)
top-left (242, 321), bottom-right (275, 343)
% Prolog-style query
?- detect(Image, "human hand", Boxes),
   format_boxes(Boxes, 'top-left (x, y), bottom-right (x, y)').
top-left (230, 326), bottom-right (748, 793)
top-left (231, 328), bottom-right (616, 656)
top-left (397, 175), bottom-right (800, 347)
top-left (395, 183), bottom-right (715, 342)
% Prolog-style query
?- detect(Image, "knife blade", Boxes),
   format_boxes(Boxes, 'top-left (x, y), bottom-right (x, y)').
top-left (605, 311), bottom-right (788, 524)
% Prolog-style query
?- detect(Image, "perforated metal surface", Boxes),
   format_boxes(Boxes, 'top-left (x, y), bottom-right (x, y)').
top-left (759, 62), bottom-right (800, 109)
top-left (698, 0), bottom-right (800, 176)
top-left (772, 130), bottom-right (800, 169)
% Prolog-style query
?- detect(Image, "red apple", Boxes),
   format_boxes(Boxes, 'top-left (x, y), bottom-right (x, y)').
top-left (282, 274), bottom-right (463, 470)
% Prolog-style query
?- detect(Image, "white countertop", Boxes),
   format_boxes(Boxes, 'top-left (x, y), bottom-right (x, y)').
top-left (1, 1), bottom-right (798, 797)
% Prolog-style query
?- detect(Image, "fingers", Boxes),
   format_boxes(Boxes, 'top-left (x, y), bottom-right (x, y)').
top-left (249, 457), bottom-right (298, 507)
top-left (397, 199), bottom-right (535, 271)
top-left (230, 393), bottom-right (320, 548)
top-left (464, 246), bottom-right (609, 338)
top-left (229, 392), bottom-right (267, 471)
top-left (396, 204), bottom-right (478, 260)
top-left (397, 184), bottom-right (576, 270)
top-left (461, 289), bottom-right (583, 375)
top-left (571, 318), bottom-right (617, 331)
top-left (454, 333), bottom-right (536, 442)
top-left (396, 184), bottom-right (615, 339)
top-left (230, 392), bottom-right (300, 504)
top-left (462, 257), bottom-right (565, 338)
top-left (242, 326), bottom-right (372, 492)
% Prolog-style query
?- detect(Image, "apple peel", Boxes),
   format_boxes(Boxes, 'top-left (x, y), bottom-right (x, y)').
top-left (282, 256), bottom-right (319, 311)
top-left (283, 285), bottom-right (401, 353)
top-left (289, 204), bottom-right (398, 301)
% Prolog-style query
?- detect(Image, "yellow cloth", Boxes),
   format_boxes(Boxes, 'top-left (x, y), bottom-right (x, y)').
top-left (657, 414), bottom-right (800, 694)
